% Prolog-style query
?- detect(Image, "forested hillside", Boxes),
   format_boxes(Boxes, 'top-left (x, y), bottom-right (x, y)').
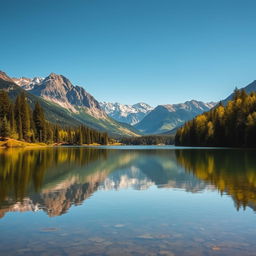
top-left (175, 89), bottom-right (256, 147)
top-left (0, 91), bottom-right (108, 145)
top-left (120, 135), bottom-right (174, 145)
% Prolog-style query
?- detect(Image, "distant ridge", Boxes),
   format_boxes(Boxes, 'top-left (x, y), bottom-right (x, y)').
top-left (135, 100), bottom-right (216, 134)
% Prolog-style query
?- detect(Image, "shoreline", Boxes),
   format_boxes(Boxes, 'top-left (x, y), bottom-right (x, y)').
top-left (0, 139), bottom-right (123, 149)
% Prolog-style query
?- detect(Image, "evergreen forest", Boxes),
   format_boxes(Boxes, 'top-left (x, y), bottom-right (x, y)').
top-left (175, 89), bottom-right (256, 147)
top-left (0, 91), bottom-right (108, 145)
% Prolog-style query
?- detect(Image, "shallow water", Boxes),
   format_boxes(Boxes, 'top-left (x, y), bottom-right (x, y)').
top-left (0, 146), bottom-right (256, 256)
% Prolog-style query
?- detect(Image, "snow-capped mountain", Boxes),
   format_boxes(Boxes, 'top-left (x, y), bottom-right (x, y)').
top-left (12, 77), bottom-right (44, 90)
top-left (100, 102), bottom-right (153, 125)
top-left (135, 100), bottom-right (217, 134)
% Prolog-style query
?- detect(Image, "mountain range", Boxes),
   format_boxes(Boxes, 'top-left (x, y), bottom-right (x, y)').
top-left (100, 102), bottom-right (153, 125)
top-left (134, 101), bottom-right (216, 134)
top-left (10, 71), bottom-right (219, 135)
top-left (1, 69), bottom-right (256, 137)
top-left (100, 81), bottom-right (256, 135)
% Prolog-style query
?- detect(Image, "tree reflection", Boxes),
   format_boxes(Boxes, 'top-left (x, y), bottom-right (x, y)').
top-left (175, 149), bottom-right (256, 211)
top-left (0, 147), bottom-right (108, 217)
top-left (1, 148), bottom-right (255, 218)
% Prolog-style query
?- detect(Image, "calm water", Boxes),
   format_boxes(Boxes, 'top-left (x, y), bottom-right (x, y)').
top-left (0, 146), bottom-right (256, 256)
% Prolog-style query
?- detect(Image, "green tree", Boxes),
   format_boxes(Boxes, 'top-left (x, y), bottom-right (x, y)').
top-left (33, 102), bottom-right (46, 142)
top-left (0, 116), bottom-right (10, 139)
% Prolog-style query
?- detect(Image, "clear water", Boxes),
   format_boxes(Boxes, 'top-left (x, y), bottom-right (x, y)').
top-left (0, 146), bottom-right (256, 256)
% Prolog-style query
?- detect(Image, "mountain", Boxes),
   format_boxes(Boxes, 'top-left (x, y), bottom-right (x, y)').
top-left (0, 72), bottom-right (83, 126)
top-left (222, 80), bottom-right (256, 104)
top-left (15, 73), bottom-right (105, 118)
top-left (135, 100), bottom-right (216, 134)
top-left (0, 71), bottom-right (137, 136)
top-left (10, 72), bottom-right (138, 137)
top-left (100, 102), bottom-right (153, 125)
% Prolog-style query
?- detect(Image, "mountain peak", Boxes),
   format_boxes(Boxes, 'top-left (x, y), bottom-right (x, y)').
top-left (48, 72), bottom-right (62, 79)
top-left (100, 102), bottom-right (153, 125)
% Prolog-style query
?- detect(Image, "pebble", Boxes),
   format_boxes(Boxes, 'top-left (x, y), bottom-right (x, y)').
top-left (114, 224), bottom-right (125, 228)
top-left (88, 237), bottom-right (106, 243)
top-left (137, 234), bottom-right (154, 239)
top-left (39, 227), bottom-right (59, 232)
top-left (212, 246), bottom-right (221, 251)
top-left (159, 250), bottom-right (176, 256)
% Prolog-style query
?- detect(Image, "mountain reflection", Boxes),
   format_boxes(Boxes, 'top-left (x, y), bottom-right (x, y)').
top-left (0, 147), bottom-right (256, 218)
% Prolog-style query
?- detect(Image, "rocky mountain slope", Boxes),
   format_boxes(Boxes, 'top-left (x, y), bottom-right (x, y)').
top-left (100, 102), bottom-right (153, 125)
top-left (135, 100), bottom-right (216, 134)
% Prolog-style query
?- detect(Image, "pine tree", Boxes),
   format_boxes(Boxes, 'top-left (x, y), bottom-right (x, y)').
top-left (14, 96), bottom-right (23, 140)
top-left (54, 126), bottom-right (60, 143)
top-left (20, 93), bottom-right (31, 141)
top-left (8, 104), bottom-right (16, 137)
top-left (33, 102), bottom-right (46, 142)
top-left (0, 90), bottom-right (10, 120)
top-left (0, 116), bottom-right (10, 139)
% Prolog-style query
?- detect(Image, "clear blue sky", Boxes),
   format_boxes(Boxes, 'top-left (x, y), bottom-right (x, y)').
top-left (1, 0), bottom-right (256, 106)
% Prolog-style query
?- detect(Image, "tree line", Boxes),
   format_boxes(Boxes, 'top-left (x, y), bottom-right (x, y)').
top-left (120, 135), bottom-right (174, 145)
top-left (175, 89), bottom-right (256, 147)
top-left (0, 91), bottom-right (108, 145)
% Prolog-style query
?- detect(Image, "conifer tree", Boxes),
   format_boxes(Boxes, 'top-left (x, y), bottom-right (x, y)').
top-left (0, 116), bottom-right (10, 139)
top-left (20, 93), bottom-right (31, 141)
top-left (8, 104), bottom-right (16, 137)
top-left (14, 95), bottom-right (23, 140)
top-left (33, 102), bottom-right (46, 142)
top-left (0, 90), bottom-right (10, 120)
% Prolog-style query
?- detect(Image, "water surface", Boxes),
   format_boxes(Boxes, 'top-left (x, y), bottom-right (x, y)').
top-left (0, 146), bottom-right (256, 256)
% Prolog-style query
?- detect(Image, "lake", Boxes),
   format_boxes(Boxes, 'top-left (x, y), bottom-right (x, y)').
top-left (0, 146), bottom-right (256, 256)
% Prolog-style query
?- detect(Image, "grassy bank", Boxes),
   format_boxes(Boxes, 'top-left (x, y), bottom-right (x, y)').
top-left (0, 138), bottom-right (47, 148)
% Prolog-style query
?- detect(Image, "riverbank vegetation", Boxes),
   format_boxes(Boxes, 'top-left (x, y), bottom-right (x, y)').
top-left (0, 91), bottom-right (109, 146)
top-left (175, 89), bottom-right (256, 147)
